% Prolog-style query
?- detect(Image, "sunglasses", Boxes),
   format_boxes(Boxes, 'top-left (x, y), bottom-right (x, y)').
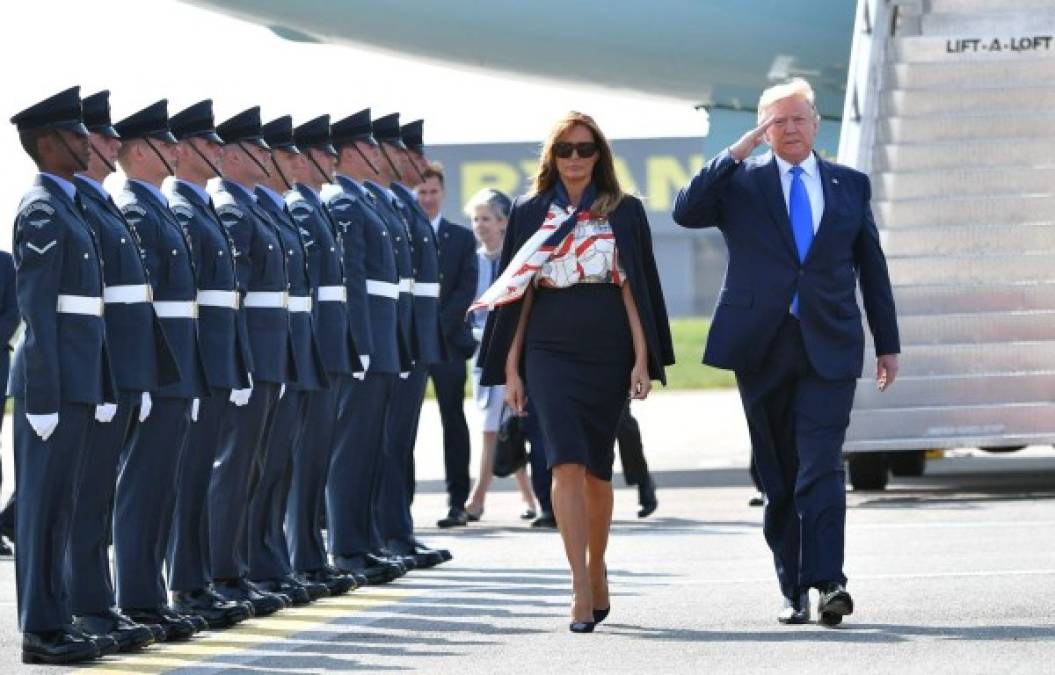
top-left (553, 141), bottom-right (598, 159)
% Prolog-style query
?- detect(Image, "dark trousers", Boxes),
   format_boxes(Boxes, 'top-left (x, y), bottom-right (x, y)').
top-left (615, 403), bottom-right (652, 487)
top-left (168, 389), bottom-right (228, 592)
top-left (209, 381), bottom-right (281, 581)
top-left (379, 365), bottom-right (428, 546)
top-left (114, 397), bottom-right (192, 610)
top-left (735, 317), bottom-right (856, 599)
top-left (327, 373), bottom-right (394, 558)
top-left (68, 391), bottom-right (139, 615)
top-left (523, 400), bottom-right (552, 514)
top-left (428, 358), bottom-right (471, 510)
top-left (249, 389), bottom-right (307, 581)
top-left (14, 400), bottom-right (94, 632)
top-left (288, 377), bottom-right (345, 573)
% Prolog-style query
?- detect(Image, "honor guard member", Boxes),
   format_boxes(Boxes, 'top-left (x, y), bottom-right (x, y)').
top-left (8, 86), bottom-right (117, 665)
top-left (164, 99), bottom-right (254, 628)
top-left (286, 115), bottom-right (359, 596)
top-left (373, 114), bottom-right (450, 565)
top-left (111, 100), bottom-right (208, 638)
top-left (69, 90), bottom-right (180, 651)
top-left (323, 109), bottom-right (409, 584)
top-left (208, 107), bottom-right (295, 615)
top-left (249, 115), bottom-right (329, 605)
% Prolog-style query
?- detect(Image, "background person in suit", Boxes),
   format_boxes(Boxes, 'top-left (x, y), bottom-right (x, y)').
top-left (0, 250), bottom-right (18, 556)
top-left (673, 78), bottom-right (900, 627)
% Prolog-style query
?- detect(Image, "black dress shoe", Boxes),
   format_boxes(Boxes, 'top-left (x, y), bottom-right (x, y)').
top-left (64, 622), bottom-right (119, 656)
top-left (413, 538), bottom-right (453, 563)
top-left (637, 476), bottom-right (658, 518)
top-left (569, 620), bottom-right (595, 633)
top-left (181, 611), bottom-right (208, 633)
top-left (748, 494), bottom-right (765, 507)
top-left (302, 567), bottom-right (355, 596)
top-left (290, 574), bottom-right (330, 601)
top-left (777, 592), bottom-right (811, 625)
top-left (334, 554), bottom-right (400, 585)
top-left (520, 508), bottom-right (537, 520)
top-left (173, 588), bottom-right (252, 628)
top-left (214, 578), bottom-right (287, 616)
top-left (388, 539), bottom-right (444, 569)
top-left (144, 622), bottom-right (167, 642)
top-left (530, 512), bottom-right (558, 529)
top-left (593, 606), bottom-right (610, 624)
top-left (75, 609), bottom-right (155, 652)
top-left (437, 507), bottom-right (469, 528)
top-left (22, 628), bottom-right (99, 665)
top-left (253, 577), bottom-right (312, 606)
top-left (122, 607), bottom-right (195, 642)
top-left (817, 582), bottom-right (853, 626)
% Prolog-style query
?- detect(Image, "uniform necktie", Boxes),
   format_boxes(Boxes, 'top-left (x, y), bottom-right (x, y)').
top-left (788, 165), bottom-right (814, 317)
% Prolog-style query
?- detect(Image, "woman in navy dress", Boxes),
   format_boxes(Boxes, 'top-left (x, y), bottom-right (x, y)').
top-left (477, 112), bottom-right (673, 632)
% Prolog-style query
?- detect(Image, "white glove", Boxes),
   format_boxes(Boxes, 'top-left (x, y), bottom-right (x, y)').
top-left (399, 371), bottom-right (410, 380)
top-left (139, 391), bottom-right (152, 422)
top-left (229, 387), bottom-right (251, 406)
top-left (191, 398), bottom-right (200, 422)
top-left (279, 384), bottom-right (286, 399)
top-left (95, 403), bottom-right (118, 423)
top-left (26, 412), bottom-right (59, 441)
top-left (353, 354), bottom-right (369, 381)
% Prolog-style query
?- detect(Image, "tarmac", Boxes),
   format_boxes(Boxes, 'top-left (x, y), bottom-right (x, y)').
top-left (0, 389), bottom-right (1052, 673)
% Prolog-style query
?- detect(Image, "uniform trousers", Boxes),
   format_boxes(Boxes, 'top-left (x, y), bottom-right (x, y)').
top-left (209, 381), bottom-right (281, 581)
top-left (287, 376), bottom-right (346, 573)
top-left (327, 373), bottom-right (394, 558)
top-left (735, 316), bottom-right (856, 599)
top-left (114, 397), bottom-right (192, 610)
top-left (168, 389), bottom-right (228, 592)
top-left (68, 391), bottom-right (140, 614)
top-left (378, 364), bottom-right (428, 546)
top-left (14, 400), bottom-right (94, 632)
top-left (249, 389), bottom-right (307, 581)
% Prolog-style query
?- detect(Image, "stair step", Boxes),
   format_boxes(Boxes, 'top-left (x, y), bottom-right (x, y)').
top-left (852, 371), bottom-right (1055, 410)
top-left (928, 0), bottom-right (1055, 12)
top-left (880, 85), bottom-right (1055, 116)
top-left (877, 194), bottom-right (1055, 228)
top-left (881, 222), bottom-right (1055, 255)
top-left (873, 139), bottom-right (1055, 172)
top-left (892, 35), bottom-right (1055, 63)
top-left (893, 282), bottom-right (1055, 315)
top-left (921, 11), bottom-right (1055, 35)
top-left (885, 58), bottom-right (1055, 88)
top-left (878, 111), bottom-right (1052, 143)
top-left (873, 166), bottom-right (1055, 200)
top-left (870, 310), bottom-right (1055, 345)
top-left (886, 252), bottom-right (1055, 284)
top-left (858, 340), bottom-right (1055, 377)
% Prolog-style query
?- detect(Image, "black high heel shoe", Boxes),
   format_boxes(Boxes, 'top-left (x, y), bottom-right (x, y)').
top-left (593, 606), bottom-right (610, 624)
top-left (569, 620), bottom-right (596, 633)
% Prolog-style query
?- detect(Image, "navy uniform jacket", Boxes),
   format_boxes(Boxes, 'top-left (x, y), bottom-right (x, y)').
top-left (363, 180), bottom-right (416, 365)
top-left (115, 180), bottom-right (207, 399)
top-left (166, 180), bottom-right (252, 391)
top-left (288, 184), bottom-right (358, 376)
top-left (433, 216), bottom-right (478, 360)
top-left (75, 176), bottom-right (180, 394)
top-left (389, 182), bottom-right (447, 365)
top-left (255, 187), bottom-right (327, 391)
top-left (212, 180), bottom-right (296, 385)
top-left (325, 176), bottom-right (407, 374)
top-left (479, 192), bottom-right (674, 386)
top-left (672, 150), bottom-right (900, 380)
top-left (8, 175), bottom-right (115, 412)
top-left (0, 251), bottom-right (20, 394)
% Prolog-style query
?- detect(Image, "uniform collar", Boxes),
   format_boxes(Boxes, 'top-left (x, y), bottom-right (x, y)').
top-left (40, 172), bottom-right (77, 200)
top-left (774, 150), bottom-right (819, 178)
top-left (174, 178), bottom-right (211, 206)
top-left (224, 179), bottom-right (257, 203)
top-left (130, 178), bottom-right (168, 206)
top-left (74, 173), bottom-right (109, 200)
top-left (255, 184), bottom-right (286, 211)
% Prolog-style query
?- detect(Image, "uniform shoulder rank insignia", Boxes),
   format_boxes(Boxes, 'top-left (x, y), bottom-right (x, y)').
top-left (18, 200), bottom-right (56, 228)
top-left (170, 202), bottom-right (194, 223)
top-left (114, 190), bottom-right (145, 215)
top-left (212, 191), bottom-right (245, 223)
top-left (26, 240), bottom-right (57, 255)
top-left (287, 199), bottom-right (313, 222)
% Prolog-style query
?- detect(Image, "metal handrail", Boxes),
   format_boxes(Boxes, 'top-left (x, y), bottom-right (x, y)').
top-left (836, 0), bottom-right (895, 173)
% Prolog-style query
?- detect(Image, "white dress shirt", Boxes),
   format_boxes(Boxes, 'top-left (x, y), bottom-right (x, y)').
top-left (774, 151), bottom-right (824, 234)
top-left (430, 214), bottom-right (442, 235)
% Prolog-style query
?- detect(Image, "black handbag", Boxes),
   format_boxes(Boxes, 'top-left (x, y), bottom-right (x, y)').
top-left (492, 405), bottom-right (527, 478)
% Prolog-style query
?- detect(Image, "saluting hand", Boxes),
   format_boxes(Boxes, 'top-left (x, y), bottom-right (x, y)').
top-left (729, 116), bottom-right (776, 162)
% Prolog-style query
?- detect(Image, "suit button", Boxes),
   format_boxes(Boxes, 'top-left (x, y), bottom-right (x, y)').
top-left (289, 249), bottom-right (295, 255)
top-left (218, 250), bottom-right (224, 256)
top-left (330, 246), bottom-right (335, 252)
top-left (120, 237), bottom-right (127, 244)
top-left (268, 244), bottom-right (274, 250)
top-left (396, 236), bottom-right (401, 242)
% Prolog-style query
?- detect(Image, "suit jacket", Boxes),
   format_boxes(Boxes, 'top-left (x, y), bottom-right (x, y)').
top-left (76, 176), bottom-right (180, 394)
top-left (9, 175), bottom-right (115, 412)
top-left (434, 217), bottom-right (478, 360)
top-left (672, 149), bottom-right (900, 380)
top-left (0, 251), bottom-right (21, 394)
top-left (478, 191), bottom-right (674, 386)
top-left (165, 179), bottom-right (252, 391)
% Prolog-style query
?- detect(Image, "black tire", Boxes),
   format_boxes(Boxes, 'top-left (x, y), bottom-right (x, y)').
top-left (847, 453), bottom-right (889, 491)
top-left (981, 445), bottom-right (1026, 454)
top-left (888, 450), bottom-right (927, 477)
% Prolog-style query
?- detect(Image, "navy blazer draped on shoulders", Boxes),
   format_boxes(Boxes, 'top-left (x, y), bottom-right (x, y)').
top-left (477, 192), bottom-right (674, 387)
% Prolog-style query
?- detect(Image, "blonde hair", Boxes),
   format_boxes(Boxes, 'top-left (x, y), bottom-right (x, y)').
top-left (531, 111), bottom-right (623, 219)
top-left (757, 78), bottom-right (819, 120)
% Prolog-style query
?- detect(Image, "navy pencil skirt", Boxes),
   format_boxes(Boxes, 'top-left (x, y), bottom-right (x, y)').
top-left (524, 284), bottom-right (634, 481)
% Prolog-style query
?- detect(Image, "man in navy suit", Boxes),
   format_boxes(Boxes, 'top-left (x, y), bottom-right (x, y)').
top-left (0, 250), bottom-right (18, 556)
top-left (673, 78), bottom-right (900, 627)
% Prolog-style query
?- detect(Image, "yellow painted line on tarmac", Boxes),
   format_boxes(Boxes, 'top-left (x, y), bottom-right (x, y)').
top-left (74, 587), bottom-right (416, 674)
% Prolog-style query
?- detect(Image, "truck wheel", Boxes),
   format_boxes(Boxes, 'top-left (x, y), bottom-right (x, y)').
top-left (888, 450), bottom-right (926, 477)
top-left (848, 453), bottom-right (889, 491)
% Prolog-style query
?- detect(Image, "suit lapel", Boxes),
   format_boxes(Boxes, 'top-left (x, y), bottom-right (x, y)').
top-left (753, 153), bottom-right (799, 262)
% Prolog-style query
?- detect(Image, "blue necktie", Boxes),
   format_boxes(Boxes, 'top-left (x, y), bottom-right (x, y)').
top-left (788, 165), bottom-right (814, 316)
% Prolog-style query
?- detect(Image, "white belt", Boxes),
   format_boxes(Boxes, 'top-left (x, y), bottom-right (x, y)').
top-left (366, 280), bottom-right (399, 300)
top-left (197, 290), bottom-right (240, 309)
top-left (56, 294), bottom-right (103, 317)
top-left (103, 284), bottom-right (152, 304)
top-left (414, 282), bottom-right (440, 298)
top-left (398, 278), bottom-right (413, 294)
top-left (153, 300), bottom-right (198, 319)
top-left (317, 285), bottom-right (347, 302)
top-left (288, 295), bottom-right (313, 313)
top-left (244, 291), bottom-right (288, 309)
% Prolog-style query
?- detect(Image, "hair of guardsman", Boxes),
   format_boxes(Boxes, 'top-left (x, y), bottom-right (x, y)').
top-left (532, 111), bottom-right (623, 218)
top-left (757, 77), bottom-right (820, 121)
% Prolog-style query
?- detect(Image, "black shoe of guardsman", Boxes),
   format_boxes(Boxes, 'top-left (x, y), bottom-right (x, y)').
top-left (301, 567), bottom-right (356, 596)
top-left (288, 573), bottom-right (330, 601)
top-left (122, 607), bottom-right (196, 641)
top-left (213, 578), bottom-right (288, 616)
top-left (437, 507), bottom-right (469, 528)
top-left (64, 622), bottom-right (119, 656)
top-left (335, 554), bottom-right (400, 585)
top-left (21, 628), bottom-right (100, 665)
top-left (388, 538), bottom-right (445, 568)
top-left (817, 582), bottom-right (854, 626)
top-left (74, 608), bottom-right (156, 652)
top-left (415, 537), bottom-right (453, 563)
top-left (173, 588), bottom-right (252, 628)
top-left (253, 577), bottom-right (313, 606)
